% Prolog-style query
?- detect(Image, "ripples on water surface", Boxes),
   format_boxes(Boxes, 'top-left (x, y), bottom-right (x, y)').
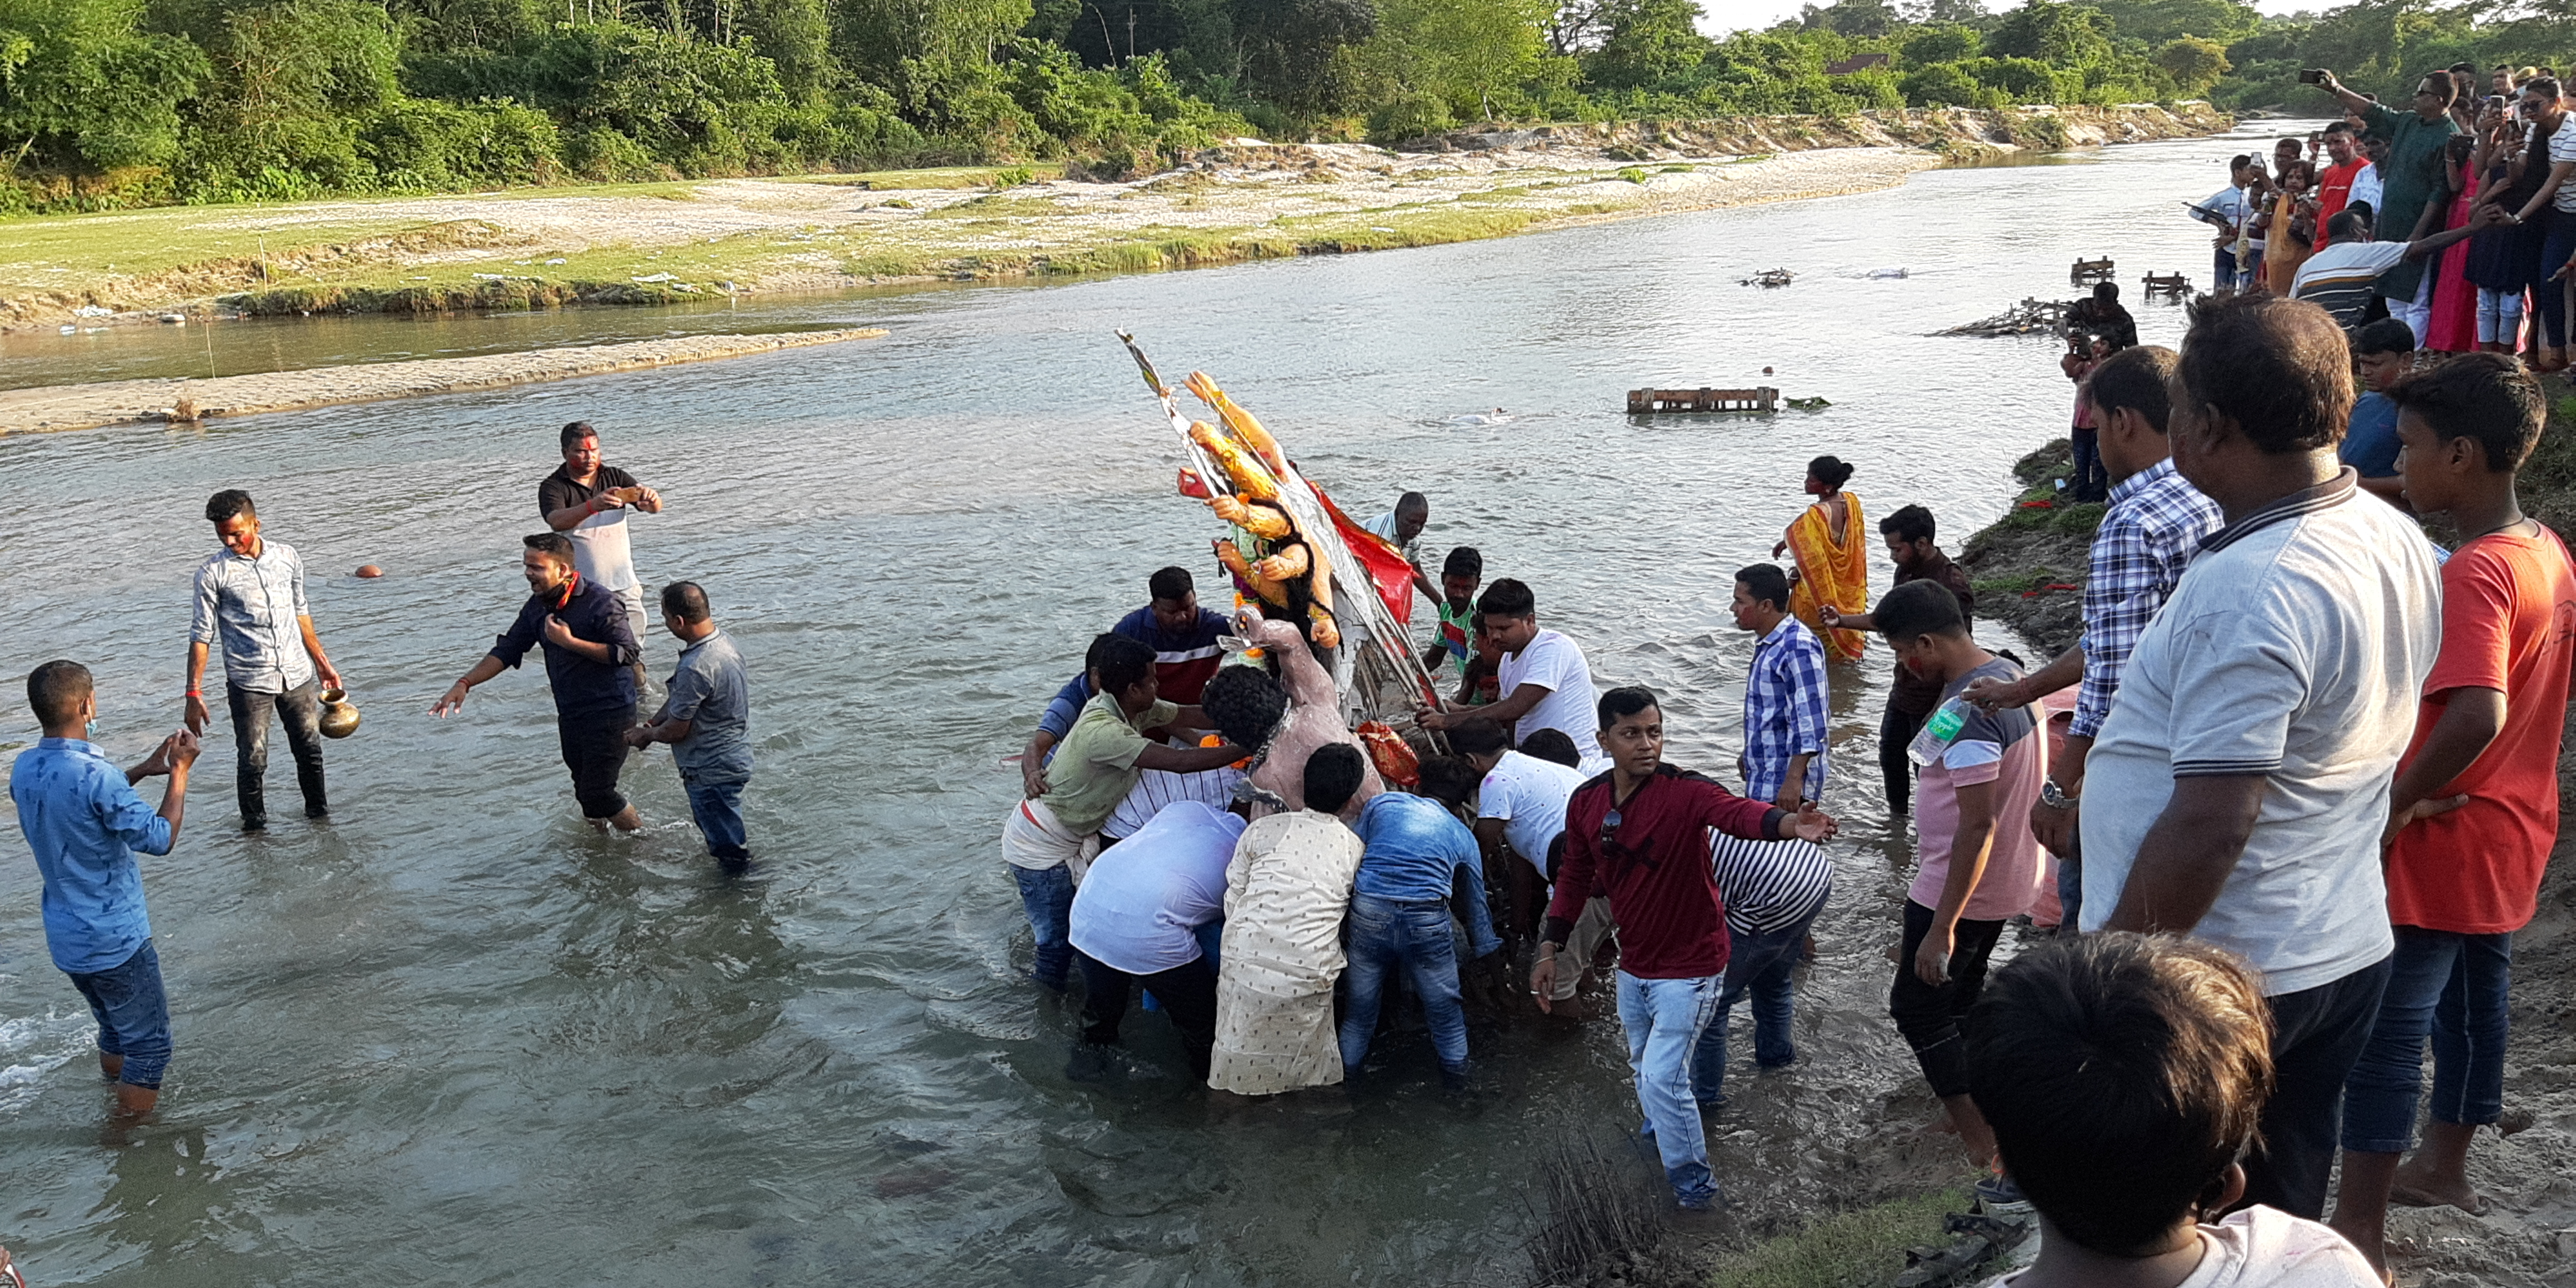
top-left (2, 124), bottom-right (2293, 1285)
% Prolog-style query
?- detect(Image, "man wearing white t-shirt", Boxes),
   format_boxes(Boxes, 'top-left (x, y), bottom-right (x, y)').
top-left (2081, 296), bottom-right (2440, 1221)
top-left (1420, 578), bottom-right (1605, 770)
top-left (541, 421), bottom-right (665, 690)
top-left (1449, 718), bottom-right (1609, 1013)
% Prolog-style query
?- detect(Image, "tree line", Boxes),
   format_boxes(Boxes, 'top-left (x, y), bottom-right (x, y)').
top-left (1, 0), bottom-right (2568, 214)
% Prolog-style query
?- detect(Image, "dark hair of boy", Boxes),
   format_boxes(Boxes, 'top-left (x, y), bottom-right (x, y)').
top-left (1093, 634), bottom-right (1157, 697)
top-left (2084, 344), bottom-right (2178, 430)
top-left (205, 489), bottom-right (255, 523)
top-left (2352, 317), bottom-right (2417, 359)
top-left (2386, 352), bottom-right (2546, 472)
top-left (27, 659), bottom-right (93, 727)
top-left (1868, 579), bottom-right (1967, 644)
top-left (1148, 566), bottom-right (1194, 603)
top-left (2177, 296), bottom-right (2354, 455)
top-left (1199, 664), bottom-right (1288, 749)
top-left (1595, 684), bottom-right (1658, 730)
top-left (1302, 743), bottom-right (1366, 815)
top-left (1734, 564), bottom-right (1791, 611)
top-left (1446, 718), bottom-right (1511, 757)
top-left (1415, 755), bottom-right (1482, 809)
top-left (1879, 503), bottom-right (1936, 545)
top-left (1478, 578), bottom-right (1535, 619)
top-left (524, 531), bottom-right (576, 562)
top-left (1966, 933), bottom-right (2274, 1257)
top-left (1442, 546), bottom-right (1483, 580)
top-left (1519, 729), bottom-right (1581, 768)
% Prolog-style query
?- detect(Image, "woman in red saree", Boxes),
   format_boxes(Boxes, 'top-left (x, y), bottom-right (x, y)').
top-left (1774, 455), bottom-right (1868, 662)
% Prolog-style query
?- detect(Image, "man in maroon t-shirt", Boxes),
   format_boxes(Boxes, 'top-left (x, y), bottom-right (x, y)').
top-left (1532, 686), bottom-right (1836, 1217)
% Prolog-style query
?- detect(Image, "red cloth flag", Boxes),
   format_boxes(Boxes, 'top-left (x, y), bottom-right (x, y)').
top-left (1313, 485), bottom-right (1415, 628)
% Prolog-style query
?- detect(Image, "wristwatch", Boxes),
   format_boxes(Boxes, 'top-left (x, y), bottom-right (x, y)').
top-left (2040, 779), bottom-right (2080, 810)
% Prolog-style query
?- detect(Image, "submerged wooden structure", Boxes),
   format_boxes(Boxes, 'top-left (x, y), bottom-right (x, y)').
top-left (1936, 298), bottom-right (2068, 337)
top-left (1626, 387), bottom-right (1781, 413)
top-left (2070, 257), bottom-right (2115, 284)
top-left (2141, 272), bottom-right (2192, 297)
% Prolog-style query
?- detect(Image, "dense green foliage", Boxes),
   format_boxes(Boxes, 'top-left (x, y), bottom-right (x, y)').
top-left (2, 0), bottom-right (2567, 214)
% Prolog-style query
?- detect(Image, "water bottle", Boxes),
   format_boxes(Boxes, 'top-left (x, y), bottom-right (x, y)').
top-left (1907, 697), bottom-right (1972, 768)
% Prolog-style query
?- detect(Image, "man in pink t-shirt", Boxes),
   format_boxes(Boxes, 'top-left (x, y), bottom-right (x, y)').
top-left (1867, 578), bottom-right (2050, 1203)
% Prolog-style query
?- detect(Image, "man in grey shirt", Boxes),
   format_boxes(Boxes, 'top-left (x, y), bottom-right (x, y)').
top-left (183, 489), bottom-right (344, 830)
top-left (626, 581), bottom-right (752, 871)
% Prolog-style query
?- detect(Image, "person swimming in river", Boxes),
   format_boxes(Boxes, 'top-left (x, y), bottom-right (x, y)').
top-left (1773, 455), bottom-right (1868, 663)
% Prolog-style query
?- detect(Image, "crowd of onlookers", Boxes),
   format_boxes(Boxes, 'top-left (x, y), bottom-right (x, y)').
top-left (1005, 199), bottom-right (2570, 1283)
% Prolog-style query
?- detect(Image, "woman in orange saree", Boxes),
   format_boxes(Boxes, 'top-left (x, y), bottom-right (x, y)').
top-left (1774, 455), bottom-right (1868, 662)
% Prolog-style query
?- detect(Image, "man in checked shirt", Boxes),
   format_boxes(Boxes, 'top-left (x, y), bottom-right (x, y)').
top-left (1963, 345), bottom-right (2223, 926)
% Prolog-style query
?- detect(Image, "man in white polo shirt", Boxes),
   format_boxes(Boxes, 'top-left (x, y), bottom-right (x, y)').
top-left (1422, 578), bottom-right (1605, 772)
top-left (2082, 295), bottom-right (2440, 1221)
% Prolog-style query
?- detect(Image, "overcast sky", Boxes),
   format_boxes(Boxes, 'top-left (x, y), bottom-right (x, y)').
top-left (1702, 0), bottom-right (2318, 36)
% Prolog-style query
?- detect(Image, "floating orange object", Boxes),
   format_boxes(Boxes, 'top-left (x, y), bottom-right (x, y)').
top-left (354, 564), bottom-right (384, 578)
top-left (1355, 721), bottom-right (1419, 788)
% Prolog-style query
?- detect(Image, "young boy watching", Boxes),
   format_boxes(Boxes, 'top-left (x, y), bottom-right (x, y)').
top-left (1868, 579), bottom-right (2051, 1210)
top-left (2342, 318), bottom-right (2414, 509)
top-left (2329, 353), bottom-right (2576, 1274)
top-left (1421, 546), bottom-right (1484, 688)
top-left (1968, 933), bottom-right (2381, 1288)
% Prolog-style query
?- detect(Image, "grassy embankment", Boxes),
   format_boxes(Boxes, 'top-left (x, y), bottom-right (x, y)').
top-left (0, 158), bottom-right (1736, 327)
top-left (1702, 1187), bottom-right (1978, 1288)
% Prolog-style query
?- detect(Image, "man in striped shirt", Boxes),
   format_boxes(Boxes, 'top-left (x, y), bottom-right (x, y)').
top-left (1695, 564), bottom-right (1836, 1106)
top-left (2290, 207), bottom-right (2497, 331)
top-left (1967, 347), bottom-right (2222, 930)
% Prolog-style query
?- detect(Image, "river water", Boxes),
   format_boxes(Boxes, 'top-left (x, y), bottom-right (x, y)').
top-left (3, 123), bottom-right (2294, 1286)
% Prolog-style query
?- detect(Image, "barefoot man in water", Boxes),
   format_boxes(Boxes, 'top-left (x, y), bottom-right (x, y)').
top-left (13, 661), bottom-right (201, 1120)
top-left (430, 533), bottom-right (643, 831)
top-left (541, 421), bottom-right (663, 692)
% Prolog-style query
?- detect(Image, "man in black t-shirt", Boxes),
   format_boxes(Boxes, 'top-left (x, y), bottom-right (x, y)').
top-left (539, 421), bottom-right (663, 689)
top-left (1819, 504), bottom-right (1976, 816)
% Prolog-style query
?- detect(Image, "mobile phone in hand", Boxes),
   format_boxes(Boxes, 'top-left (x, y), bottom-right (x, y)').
top-left (2299, 68), bottom-right (2328, 85)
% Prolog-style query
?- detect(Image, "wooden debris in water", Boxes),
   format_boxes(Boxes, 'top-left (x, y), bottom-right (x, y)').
top-left (2070, 257), bottom-right (2114, 284)
top-left (1627, 386), bottom-right (1780, 413)
top-left (1937, 298), bottom-right (2068, 337)
top-left (2142, 272), bottom-right (2192, 297)
top-left (1742, 267), bottom-right (1795, 287)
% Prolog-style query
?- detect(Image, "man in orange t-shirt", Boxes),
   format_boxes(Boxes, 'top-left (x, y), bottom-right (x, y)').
top-left (2330, 355), bottom-right (2576, 1276)
top-left (2314, 122), bottom-right (2368, 226)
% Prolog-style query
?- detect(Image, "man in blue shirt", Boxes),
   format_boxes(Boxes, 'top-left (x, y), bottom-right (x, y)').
top-left (2344, 318), bottom-right (2414, 510)
top-left (1339, 762), bottom-right (1502, 1089)
top-left (430, 532), bottom-right (642, 830)
top-left (627, 581), bottom-right (753, 872)
top-left (11, 660), bottom-right (202, 1119)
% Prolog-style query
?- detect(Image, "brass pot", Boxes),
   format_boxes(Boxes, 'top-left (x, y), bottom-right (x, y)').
top-left (318, 688), bottom-right (361, 739)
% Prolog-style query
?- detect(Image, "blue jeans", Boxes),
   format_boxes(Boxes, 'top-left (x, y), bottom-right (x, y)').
top-left (1012, 864), bottom-right (1076, 989)
top-left (1692, 893), bottom-right (1826, 1105)
top-left (1339, 894), bottom-right (1467, 1075)
top-left (2343, 927), bottom-right (2512, 1153)
top-left (66, 940), bottom-right (173, 1089)
top-left (681, 774), bottom-right (750, 867)
top-left (1619, 970), bottom-right (1723, 1208)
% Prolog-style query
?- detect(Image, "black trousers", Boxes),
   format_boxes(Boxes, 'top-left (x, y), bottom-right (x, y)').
top-left (2243, 957), bottom-right (2393, 1219)
top-left (1889, 898), bottom-right (2008, 1099)
top-left (1077, 950), bottom-right (1219, 1082)
top-left (555, 705), bottom-right (635, 819)
top-left (1880, 700), bottom-right (1929, 816)
top-left (228, 679), bottom-right (327, 826)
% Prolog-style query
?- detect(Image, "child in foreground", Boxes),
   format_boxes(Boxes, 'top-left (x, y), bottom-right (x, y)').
top-left (1968, 933), bottom-right (2381, 1288)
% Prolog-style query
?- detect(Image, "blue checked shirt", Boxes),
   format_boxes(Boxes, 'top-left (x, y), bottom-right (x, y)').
top-left (1743, 616), bottom-right (1830, 803)
top-left (2074, 458), bottom-right (2225, 739)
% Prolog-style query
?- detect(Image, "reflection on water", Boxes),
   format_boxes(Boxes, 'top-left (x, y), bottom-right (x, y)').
top-left (0, 123), bottom-right (2296, 1285)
